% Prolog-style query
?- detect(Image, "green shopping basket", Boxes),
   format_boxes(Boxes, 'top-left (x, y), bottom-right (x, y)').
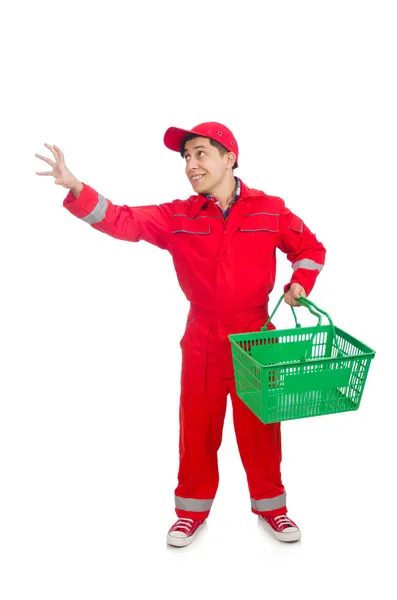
top-left (228, 295), bottom-right (376, 424)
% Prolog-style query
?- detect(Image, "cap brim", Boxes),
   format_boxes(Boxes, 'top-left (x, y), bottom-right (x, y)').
top-left (163, 126), bottom-right (239, 168)
top-left (163, 127), bottom-right (200, 153)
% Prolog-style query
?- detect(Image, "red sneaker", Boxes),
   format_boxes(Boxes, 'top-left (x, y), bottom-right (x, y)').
top-left (167, 518), bottom-right (206, 547)
top-left (259, 514), bottom-right (301, 542)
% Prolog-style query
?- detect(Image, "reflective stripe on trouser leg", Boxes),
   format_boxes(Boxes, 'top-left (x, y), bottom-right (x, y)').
top-left (81, 193), bottom-right (108, 224)
top-left (251, 491), bottom-right (286, 512)
top-left (175, 496), bottom-right (214, 512)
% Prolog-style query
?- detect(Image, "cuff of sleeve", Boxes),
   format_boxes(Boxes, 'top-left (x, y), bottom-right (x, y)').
top-left (62, 183), bottom-right (99, 219)
top-left (284, 272), bottom-right (315, 297)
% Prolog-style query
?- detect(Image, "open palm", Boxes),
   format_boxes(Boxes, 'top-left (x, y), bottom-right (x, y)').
top-left (35, 144), bottom-right (79, 189)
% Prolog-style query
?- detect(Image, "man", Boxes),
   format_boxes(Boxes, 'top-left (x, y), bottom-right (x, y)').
top-left (35, 122), bottom-right (326, 547)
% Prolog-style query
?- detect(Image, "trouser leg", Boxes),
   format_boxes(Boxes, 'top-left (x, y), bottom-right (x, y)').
top-left (229, 377), bottom-right (287, 517)
top-left (175, 328), bottom-right (228, 520)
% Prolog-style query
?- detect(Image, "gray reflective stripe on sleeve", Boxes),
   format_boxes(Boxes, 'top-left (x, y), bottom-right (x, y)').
top-left (251, 491), bottom-right (286, 512)
top-left (175, 496), bottom-right (213, 512)
top-left (81, 193), bottom-right (108, 225)
top-left (293, 259), bottom-right (324, 272)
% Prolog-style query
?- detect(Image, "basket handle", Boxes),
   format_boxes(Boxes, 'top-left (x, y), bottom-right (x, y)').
top-left (262, 293), bottom-right (323, 330)
top-left (263, 294), bottom-right (345, 358)
top-left (297, 297), bottom-right (345, 356)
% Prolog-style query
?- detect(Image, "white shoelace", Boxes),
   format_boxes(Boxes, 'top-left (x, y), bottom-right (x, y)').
top-left (174, 518), bottom-right (194, 532)
top-left (274, 515), bottom-right (295, 528)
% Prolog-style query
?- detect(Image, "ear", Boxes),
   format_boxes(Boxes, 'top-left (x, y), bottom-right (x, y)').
top-left (226, 152), bottom-right (236, 168)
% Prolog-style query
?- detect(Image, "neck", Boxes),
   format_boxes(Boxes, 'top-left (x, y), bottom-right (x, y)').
top-left (208, 175), bottom-right (237, 210)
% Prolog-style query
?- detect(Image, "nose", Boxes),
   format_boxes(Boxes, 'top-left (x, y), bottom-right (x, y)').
top-left (187, 157), bottom-right (200, 172)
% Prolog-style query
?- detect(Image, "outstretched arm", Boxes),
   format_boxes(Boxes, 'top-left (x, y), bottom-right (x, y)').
top-left (63, 183), bottom-right (172, 250)
top-left (36, 143), bottom-right (172, 250)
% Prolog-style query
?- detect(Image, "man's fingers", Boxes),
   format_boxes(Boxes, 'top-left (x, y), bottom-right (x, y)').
top-left (53, 144), bottom-right (64, 160)
top-left (284, 292), bottom-right (301, 307)
top-left (44, 143), bottom-right (60, 162)
top-left (53, 144), bottom-right (67, 167)
top-left (35, 153), bottom-right (56, 168)
top-left (44, 143), bottom-right (55, 154)
top-left (36, 171), bottom-right (53, 176)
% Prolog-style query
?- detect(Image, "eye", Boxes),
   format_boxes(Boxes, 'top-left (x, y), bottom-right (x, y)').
top-left (184, 150), bottom-right (205, 161)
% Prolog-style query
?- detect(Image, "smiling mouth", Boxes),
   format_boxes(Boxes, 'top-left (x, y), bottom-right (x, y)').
top-left (191, 174), bottom-right (205, 182)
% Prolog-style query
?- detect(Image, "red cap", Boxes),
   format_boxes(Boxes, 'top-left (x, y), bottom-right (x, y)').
top-left (163, 121), bottom-right (239, 168)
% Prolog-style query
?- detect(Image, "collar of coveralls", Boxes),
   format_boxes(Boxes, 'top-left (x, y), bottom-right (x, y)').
top-left (187, 177), bottom-right (258, 219)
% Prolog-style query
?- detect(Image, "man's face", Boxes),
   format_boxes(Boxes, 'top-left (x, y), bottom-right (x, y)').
top-left (183, 136), bottom-right (231, 194)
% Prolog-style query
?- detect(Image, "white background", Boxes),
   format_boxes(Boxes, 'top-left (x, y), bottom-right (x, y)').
top-left (1, 0), bottom-right (396, 598)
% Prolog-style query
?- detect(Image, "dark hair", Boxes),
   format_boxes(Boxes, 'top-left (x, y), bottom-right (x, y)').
top-left (180, 134), bottom-right (237, 170)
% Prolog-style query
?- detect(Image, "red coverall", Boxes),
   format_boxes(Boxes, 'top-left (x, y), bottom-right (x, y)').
top-left (63, 179), bottom-right (326, 520)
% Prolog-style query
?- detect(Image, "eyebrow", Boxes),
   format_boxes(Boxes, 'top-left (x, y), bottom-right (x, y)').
top-left (183, 145), bottom-right (206, 156)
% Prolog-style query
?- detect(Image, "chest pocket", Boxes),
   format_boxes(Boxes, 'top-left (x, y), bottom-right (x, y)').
top-left (171, 215), bottom-right (211, 234)
top-left (240, 212), bottom-right (279, 233)
top-left (237, 212), bottom-right (279, 267)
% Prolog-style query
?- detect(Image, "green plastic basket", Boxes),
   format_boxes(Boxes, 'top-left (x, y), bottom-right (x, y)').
top-left (228, 295), bottom-right (376, 424)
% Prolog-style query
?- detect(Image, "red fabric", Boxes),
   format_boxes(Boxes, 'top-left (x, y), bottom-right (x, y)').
top-left (252, 507), bottom-right (288, 518)
top-left (175, 314), bottom-right (286, 519)
top-left (63, 180), bottom-right (326, 516)
top-left (175, 509), bottom-right (212, 520)
top-left (63, 180), bottom-right (326, 321)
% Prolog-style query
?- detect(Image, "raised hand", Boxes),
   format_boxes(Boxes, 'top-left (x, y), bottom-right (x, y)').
top-left (35, 144), bottom-right (82, 192)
